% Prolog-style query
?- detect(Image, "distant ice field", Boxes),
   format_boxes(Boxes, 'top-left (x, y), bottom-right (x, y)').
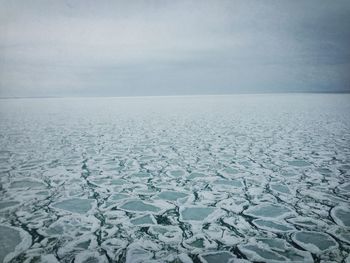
top-left (0, 94), bottom-right (350, 262)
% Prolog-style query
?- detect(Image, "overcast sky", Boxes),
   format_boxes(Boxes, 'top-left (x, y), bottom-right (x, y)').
top-left (0, 0), bottom-right (350, 97)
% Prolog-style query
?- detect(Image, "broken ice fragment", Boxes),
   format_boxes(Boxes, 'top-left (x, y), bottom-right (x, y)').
top-left (120, 200), bottom-right (160, 213)
top-left (126, 247), bottom-right (153, 263)
top-left (131, 172), bottom-right (150, 178)
top-left (110, 178), bottom-right (127, 185)
top-left (131, 214), bottom-right (156, 226)
top-left (288, 160), bottom-right (310, 167)
top-left (199, 251), bottom-right (242, 263)
top-left (189, 238), bottom-right (205, 248)
top-left (243, 203), bottom-right (293, 219)
top-left (188, 172), bottom-right (206, 179)
top-left (74, 251), bottom-right (108, 263)
top-left (180, 207), bottom-right (215, 221)
top-left (0, 225), bottom-right (31, 263)
top-left (157, 191), bottom-right (187, 201)
top-left (328, 226), bottom-right (350, 245)
top-left (219, 167), bottom-right (239, 177)
top-left (331, 206), bottom-right (350, 227)
top-left (239, 244), bottom-right (286, 262)
top-left (0, 201), bottom-right (20, 210)
top-left (214, 179), bottom-right (243, 187)
top-left (169, 170), bottom-right (186, 177)
top-left (252, 219), bottom-right (294, 232)
top-left (270, 184), bottom-right (291, 194)
top-left (291, 231), bottom-right (338, 254)
top-left (111, 193), bottom-right (129, 200)
top-left (52, 198), bottom-right (94, 214)
top-left (10, 179), bottom-right (45, 189)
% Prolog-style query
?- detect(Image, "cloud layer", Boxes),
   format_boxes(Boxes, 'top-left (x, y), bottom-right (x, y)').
top-left (1, 0), bottom-right (350, 97)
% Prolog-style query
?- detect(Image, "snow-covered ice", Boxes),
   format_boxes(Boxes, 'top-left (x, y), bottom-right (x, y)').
top-left (0, 94), bottom-right (349, 262)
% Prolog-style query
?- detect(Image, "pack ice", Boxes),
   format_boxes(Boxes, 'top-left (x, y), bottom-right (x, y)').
top-left (0, 94), bottom-right (349, 262)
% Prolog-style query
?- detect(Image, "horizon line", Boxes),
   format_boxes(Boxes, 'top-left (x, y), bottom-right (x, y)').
top-left (1, 90), bottom-right (349, 100)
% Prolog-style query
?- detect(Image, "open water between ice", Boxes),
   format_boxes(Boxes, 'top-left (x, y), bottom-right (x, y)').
top-left (0, 94), bottom-right (349, 262)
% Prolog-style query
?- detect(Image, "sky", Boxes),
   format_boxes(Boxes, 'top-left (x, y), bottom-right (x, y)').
top-left (0, 0), bottom-right (350, 97)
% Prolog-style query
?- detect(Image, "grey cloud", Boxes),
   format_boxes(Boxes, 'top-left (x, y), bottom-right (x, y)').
top-left (0, 0), bottom-right (349, 97)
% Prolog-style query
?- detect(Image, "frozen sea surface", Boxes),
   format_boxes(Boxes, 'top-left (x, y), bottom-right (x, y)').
top-left (0, 94), bottom-right (350, 262)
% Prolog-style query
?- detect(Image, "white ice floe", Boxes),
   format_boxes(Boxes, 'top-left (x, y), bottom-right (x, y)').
top-left (183, 234), bottom-right (217, 252)
top-left (243, 203), bottom-right (294, 219)
top-left (52, 198), bottom-right (96, 215)
top-left (0, 224), bottom-right (31, 263)
top-left (0, 200), bottom-right (20, 211)
top-left (148, 225), bottom-right (183, 244)
top-left (238, 237), bottom-right (313, 262)
top-left (291, 231), bottom-right (338, 254)
top-left (179, 206), bottom-right (218, 222)
top-left (331, 206), bottom-right (350, 227)
top-left (252, 219), bottom-right (295, 233)
top-left (74, 251), bottom-right (108, 263)
top-left (199, 251), bottom-right (249, 263)
top-left (10, 179), bottom-right (46, 189)
top-left (131, 214), bottom-right (157, 226)
top-left (156, 190), bottom-right (188, 201)
top-left (327, 226), bottom-right (350, 245)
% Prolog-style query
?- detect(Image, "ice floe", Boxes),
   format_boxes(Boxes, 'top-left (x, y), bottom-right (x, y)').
top-left (180, 206), bottom-right (216, 221)
top-left (243, 203), bottom-right (293, 219)
top-left (0, 225), bottom-right (31, 263)
top-left (157, 191), bottom-right (188, 201)
top-left (199, 251), bottom-right (248, 263)
top-left (291, 231), bottom-right (338, 254)
top-left (252, 219), bottom-right (295, 232)
top-left (52, 198), bottom-right (95, 214)
top-left (120, 200), bottom-right (161, 213)
top-left (331, 206), bottom-right (350, 227)
top-left (131, 214), bottom-right (156, 226)
top-left (238, 237), bottom-right (313, 262)
top-left (0, 200), bottom-right (20, 210)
